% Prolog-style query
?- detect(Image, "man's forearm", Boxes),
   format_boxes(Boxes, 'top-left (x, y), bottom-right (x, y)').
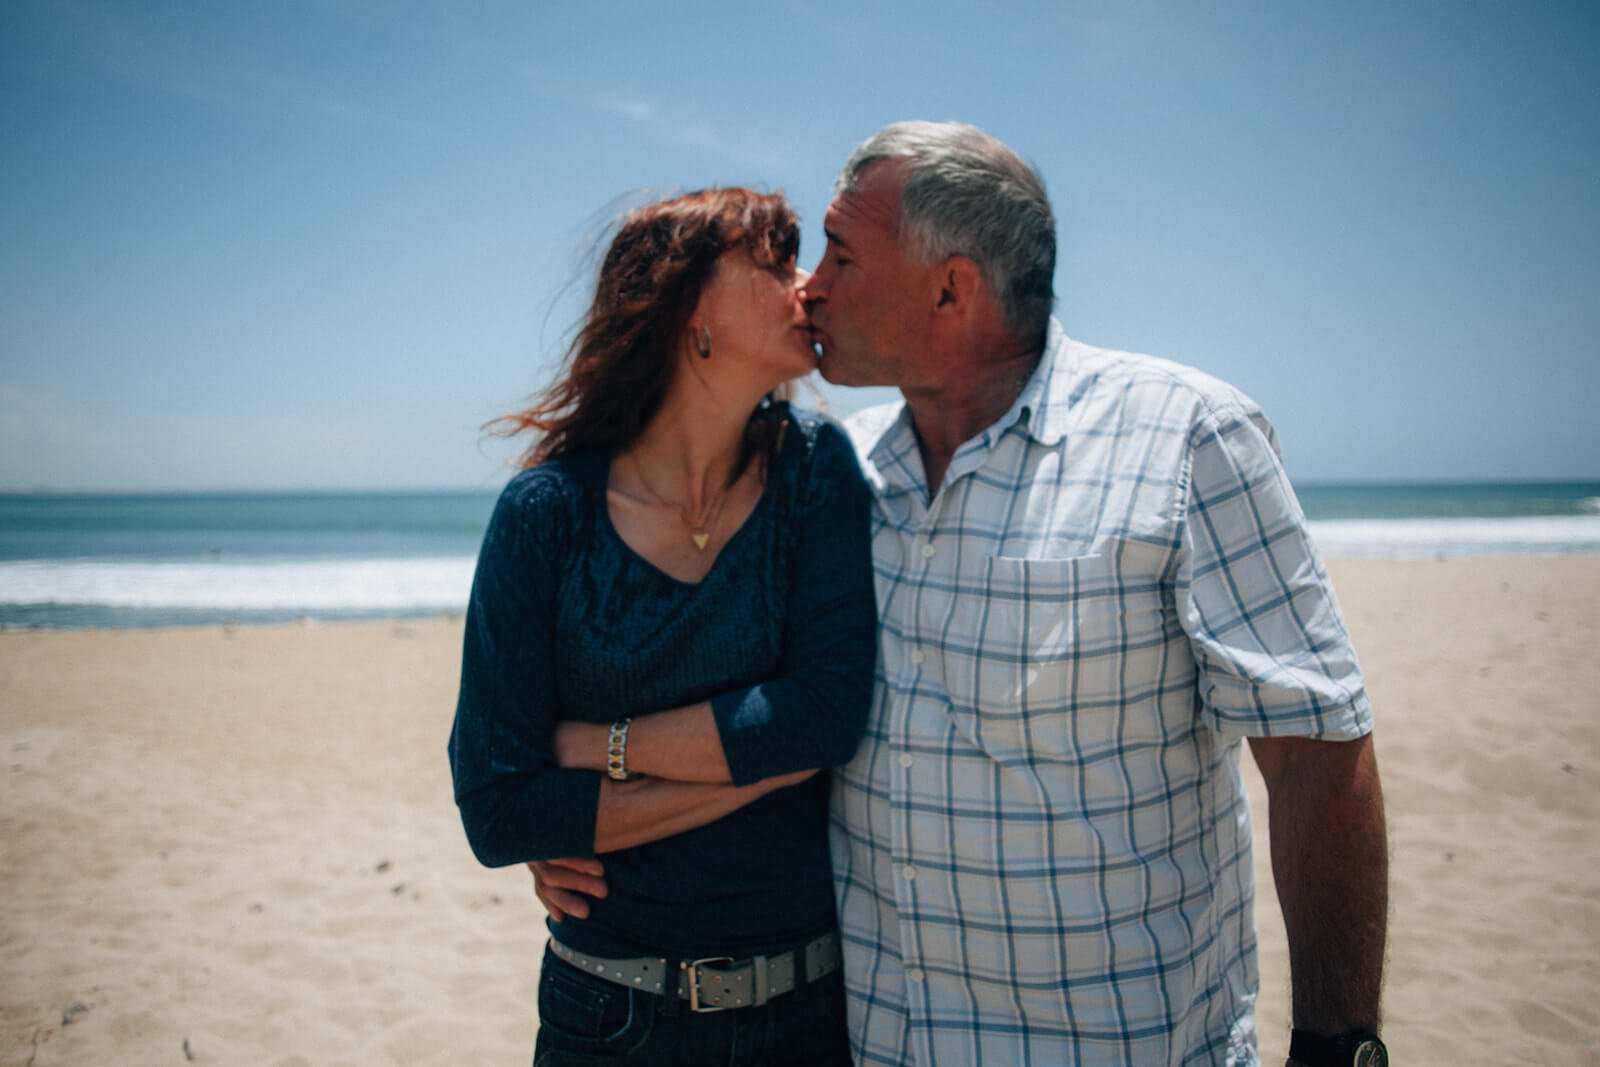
top-left (1251, 734), bottom-right (1388, 1034)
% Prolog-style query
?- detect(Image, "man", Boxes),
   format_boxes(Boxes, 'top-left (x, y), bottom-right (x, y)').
top-left (539, 121), bottom-right (1388, 1066)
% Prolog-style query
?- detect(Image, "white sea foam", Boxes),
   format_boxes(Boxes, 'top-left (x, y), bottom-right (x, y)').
top-left (3, 516), bottom-right (1598, 621)
top-left (0, 556), bottom-right (475, 613)
top-left (1308, 516), bottom-right (1600, 558)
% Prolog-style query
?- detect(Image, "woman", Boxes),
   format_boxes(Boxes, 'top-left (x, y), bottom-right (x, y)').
top-left (447, 188), bottom-right (876, 1066)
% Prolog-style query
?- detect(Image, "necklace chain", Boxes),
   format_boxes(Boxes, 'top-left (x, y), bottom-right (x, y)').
top-left (628, 453), bottom-right (731, 551)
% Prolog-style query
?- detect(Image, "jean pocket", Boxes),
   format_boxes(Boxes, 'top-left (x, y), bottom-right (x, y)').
top-left (535, 948), bottom-right (654, 1059)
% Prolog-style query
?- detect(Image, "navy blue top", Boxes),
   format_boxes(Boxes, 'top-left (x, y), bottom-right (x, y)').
top-left (449, 408), bottom-right (877, 958)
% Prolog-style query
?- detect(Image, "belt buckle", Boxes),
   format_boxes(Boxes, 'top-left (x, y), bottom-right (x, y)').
top-left (684, 956), bottom-right (736, 1013)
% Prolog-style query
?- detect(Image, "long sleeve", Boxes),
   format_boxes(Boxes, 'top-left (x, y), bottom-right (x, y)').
top-left (448, 470), bottom-right (603, 867)
top-left (709, 420), bottom-right (878, 785)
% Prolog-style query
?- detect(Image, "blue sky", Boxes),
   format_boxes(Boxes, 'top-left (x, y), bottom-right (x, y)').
top-left (2, 1), bottom-right (1596, 491)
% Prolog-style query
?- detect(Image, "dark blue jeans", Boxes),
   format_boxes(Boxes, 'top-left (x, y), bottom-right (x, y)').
top-left (533, 944), bottom-right (853, 1066)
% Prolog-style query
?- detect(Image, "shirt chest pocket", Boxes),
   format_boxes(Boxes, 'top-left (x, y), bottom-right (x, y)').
top-left (937, 552), bottom-right (1168, 764)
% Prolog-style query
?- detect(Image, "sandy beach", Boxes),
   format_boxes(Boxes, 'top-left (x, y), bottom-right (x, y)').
top-left (2, 556), bottom-right (1597, 1066)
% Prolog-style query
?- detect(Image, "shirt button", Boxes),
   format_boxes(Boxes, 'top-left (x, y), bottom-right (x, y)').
top-left (898, 753), bottom-right (914, 769)
top-left (908, 648), bottom-right (925, 666)
top-left (920, 542), bottom-right (936, 559)
top-left (906, 968), bottom-right (926, 983)
top-left (902, 865), bottom-right (917, 881)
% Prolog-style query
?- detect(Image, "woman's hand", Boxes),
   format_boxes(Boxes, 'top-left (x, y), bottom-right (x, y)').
top-left (529, 857), bottom-right (608, 922)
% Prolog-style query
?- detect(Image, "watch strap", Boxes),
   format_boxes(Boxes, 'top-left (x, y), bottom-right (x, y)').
top-left (1289, 1028), bottom-right (1387, 1067)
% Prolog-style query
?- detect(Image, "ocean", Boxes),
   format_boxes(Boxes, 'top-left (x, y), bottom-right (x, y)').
top-left (2, 481), bottom-right (1598, 630)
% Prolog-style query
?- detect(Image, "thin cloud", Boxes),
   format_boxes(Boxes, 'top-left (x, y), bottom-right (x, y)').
top-left (526, 75), bottom-right (787, 170)
top-left (584, 89), bottom-right (721, 152)
top-left (593, 93), bottom-right (657, 123)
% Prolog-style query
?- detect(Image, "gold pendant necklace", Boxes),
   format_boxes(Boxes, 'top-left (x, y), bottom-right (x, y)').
top-left (629, 454), bottom-right (730, 552)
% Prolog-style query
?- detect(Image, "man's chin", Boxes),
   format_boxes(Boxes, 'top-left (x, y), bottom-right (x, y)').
top-left (817, 361), bottom-right (848, 385)
top-left (818, 358), bottom-right (876, 388)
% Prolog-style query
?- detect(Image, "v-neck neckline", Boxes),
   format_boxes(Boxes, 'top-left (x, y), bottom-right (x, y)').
top-left (598, 419), bottom-right (792, 588)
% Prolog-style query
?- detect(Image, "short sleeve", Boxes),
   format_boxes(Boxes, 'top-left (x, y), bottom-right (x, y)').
top-left (1173, 402), bottom-right (1372, 740)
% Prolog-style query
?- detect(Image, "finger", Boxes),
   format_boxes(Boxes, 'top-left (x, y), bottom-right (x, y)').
top-left (543, 856), bottom-right (606, 877)
top-left (536, 884), bottom-right (592, 921)
top-left (530, 860), bottom-right (610, 899)
top-left (540, 893), bottom-right (569, 923)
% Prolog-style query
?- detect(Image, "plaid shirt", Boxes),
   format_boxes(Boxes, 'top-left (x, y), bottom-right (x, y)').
top-left (830, 321), bottom-right (1371, 1066)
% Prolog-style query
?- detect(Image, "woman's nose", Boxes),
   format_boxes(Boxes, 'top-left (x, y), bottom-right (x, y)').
top-left (798, 267), bottom-right (822, 304)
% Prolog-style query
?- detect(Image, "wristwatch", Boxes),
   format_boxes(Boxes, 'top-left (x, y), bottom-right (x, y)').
top-left (1289, 1029), bottom-right (1387, 1067)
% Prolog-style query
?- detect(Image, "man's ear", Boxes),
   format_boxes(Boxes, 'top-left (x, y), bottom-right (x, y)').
top-left (933, 256), bottom-right (983, 312)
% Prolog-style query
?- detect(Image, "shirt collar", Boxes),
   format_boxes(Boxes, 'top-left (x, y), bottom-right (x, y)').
top-left (1010, 317), bottom-right (1074, 447)
top-left (855, 317), bottom-right (1077, 494)
top-left (857, 402), bottom-right (921, 499)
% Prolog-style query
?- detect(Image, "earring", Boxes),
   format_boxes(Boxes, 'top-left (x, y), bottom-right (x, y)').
top-left (695, 325), bottom-right (712, 359)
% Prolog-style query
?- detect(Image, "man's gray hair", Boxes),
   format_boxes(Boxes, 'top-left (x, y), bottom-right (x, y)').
top-left (837, 121), bottom-right (1055, 345)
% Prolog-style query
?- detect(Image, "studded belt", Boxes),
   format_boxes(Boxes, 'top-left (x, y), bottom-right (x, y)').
top-left (547, 932), bottom-right (842, 1013)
